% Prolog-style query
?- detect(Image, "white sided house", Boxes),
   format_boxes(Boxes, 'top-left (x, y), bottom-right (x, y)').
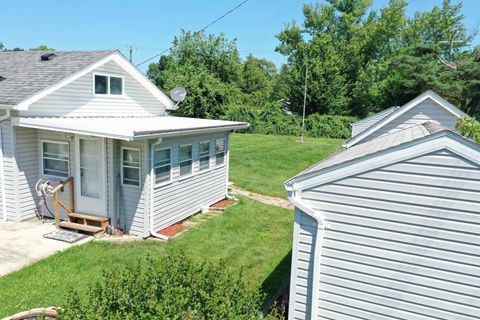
top-left (346, 90), bottom-right (465, 148)
top-left (285, 121), bottom-right (480, 320)
top-left (0, 50), bottom-right (247, 237)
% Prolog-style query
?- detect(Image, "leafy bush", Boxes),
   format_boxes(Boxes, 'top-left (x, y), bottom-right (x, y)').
top-left (222, 103), bottom-right (357, 139)
top-left (257, 103), bottom-right (301, 136)
top-left (223, 104), bottom-right (258, 132)
top-left (60, 254), bottom-right (283, 320)
top-left (305, 114), bottom-right (358, 139)
top-left (456, 115), bottom-right (480, 143)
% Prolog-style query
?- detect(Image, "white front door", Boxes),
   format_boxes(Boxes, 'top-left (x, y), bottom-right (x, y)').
top-left (75, 136), bottom-right (107, 216)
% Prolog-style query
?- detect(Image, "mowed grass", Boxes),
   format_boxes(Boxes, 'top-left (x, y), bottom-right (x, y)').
top-left (230, 133), bottom-right (343, 198)
top-left (0, 197), bottom-right (293, 317)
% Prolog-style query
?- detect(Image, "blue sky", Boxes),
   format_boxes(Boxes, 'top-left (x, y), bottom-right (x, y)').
top-left (1, 0), bottom-right (479, 72)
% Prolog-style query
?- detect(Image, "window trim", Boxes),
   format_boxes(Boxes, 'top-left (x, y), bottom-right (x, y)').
top-left (153, 146), bottom-right (172, 187)
top-left (178, 143), bottom-right (193, 180)
top-left (92, 73), bottom-right (125, 97)
top-left (215, 138), bottom-right (226, 167)
top-left (40, 139), bottom-right (70, 179)
top-left (121, 146), bottom-right (141, 187)
top-left (198, 140), bottom-right (211, 172)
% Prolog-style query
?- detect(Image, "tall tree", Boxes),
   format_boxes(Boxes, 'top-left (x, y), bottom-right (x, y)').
top-left (276, 0), bottom-right (408, 117)
top-left (147, 30), bottom-right (243, 119)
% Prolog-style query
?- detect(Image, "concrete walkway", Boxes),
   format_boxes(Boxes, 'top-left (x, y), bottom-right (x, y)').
top-left (0, 218), bottom-right (92, 277)
top-left (229, 185), bottom-right (293, 210)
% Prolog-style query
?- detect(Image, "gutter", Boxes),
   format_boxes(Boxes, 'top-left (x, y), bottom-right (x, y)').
top-left (288, 192), bottom-right (325, 320)
top-left (0, 110), bottom-right (11, 222)
top-left (148, 137), bottom-right (170, 240)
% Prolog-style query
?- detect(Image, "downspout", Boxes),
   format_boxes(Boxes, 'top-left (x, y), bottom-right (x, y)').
top-left (149, 137), bottom-right (169, 240)
top-left (0, 110), bottom-right (11, 222)
top-left (288, 190), bottom-right (325, 320)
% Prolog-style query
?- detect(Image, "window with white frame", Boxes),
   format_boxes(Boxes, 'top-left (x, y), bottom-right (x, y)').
top-left (215, 139), bottom-right (225, 166)
top-left (179, 144), bottom-right (193, 177)
top-left (153, 147), bottom-right (171, 185)
top-left (42, 141), bottom-right (69, 177)
top-left (121, 148), bottom-right (140, 186)
top-left (199, 141), bottom-right (210, 171)
top-left (94, 74), bottom-right (123, 95)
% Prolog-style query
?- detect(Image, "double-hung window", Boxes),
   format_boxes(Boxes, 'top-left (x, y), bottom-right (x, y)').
top-left (121, 148), bottom-right (140, 186)
top-left (154, 147), bottom-right (171, 185)
top-left (94, 74), bottom-right (123, 95)
top-left (179, 144), bottom-right (193, 177)
top-left (199, 141), bottom-right (210, 171)
top-left (215, 139), bottom-right (226, 166)
top-left (42, 141), bottom-right (69, 177)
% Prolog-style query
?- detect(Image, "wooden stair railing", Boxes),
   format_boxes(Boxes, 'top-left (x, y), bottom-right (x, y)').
top-left (52, 177), bottom-right (109, 235)
top-left (51, 176), bottom-right (74, 228)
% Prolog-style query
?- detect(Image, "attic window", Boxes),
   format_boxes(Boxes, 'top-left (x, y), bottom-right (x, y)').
top-left (94, 74), bottom-right (123, 95)
top-left (40, 52), bottom-right (56, 61)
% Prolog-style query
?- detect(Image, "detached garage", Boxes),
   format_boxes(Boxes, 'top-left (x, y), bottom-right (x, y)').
top-left (285, 121), bottom-right (480, 320)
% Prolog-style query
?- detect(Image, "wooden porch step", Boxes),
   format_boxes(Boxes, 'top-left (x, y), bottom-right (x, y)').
top-left (68, 212), bottom-right (108, 223)
top-left (59, 221), bottom-right (104, 234)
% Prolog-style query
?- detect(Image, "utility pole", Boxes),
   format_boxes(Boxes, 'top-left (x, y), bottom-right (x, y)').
top-left (301, 65), bottom-right (308, 143)
top-left (129, 46), bottom-right (133, 63)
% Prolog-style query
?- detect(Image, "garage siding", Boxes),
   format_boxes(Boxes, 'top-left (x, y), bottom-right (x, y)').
top-left (297, 149), bottom-right (480, 319)
top-left (151, 133), bottom-right (228, 232)
top-left (290, 209), bottom-right (318, 320)
top-left (362, 98), bottom-right (459, 143)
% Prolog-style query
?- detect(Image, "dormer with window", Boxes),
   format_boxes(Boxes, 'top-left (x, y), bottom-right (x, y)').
top-left (94, 74), bottom-right (124, 96)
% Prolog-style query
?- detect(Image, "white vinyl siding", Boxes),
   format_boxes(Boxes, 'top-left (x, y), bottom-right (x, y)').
top-left (23, 60), bottom-right (166, 117)
top-left (14, 126), bottom-right (39, 221)
top-left (362, 98), bottom-right (459, 143)
top-left (292, 149), bottom-right (480, 320)
top-left (2, 122), bottom-right (17, 221)
top-left (151, 133), bottom-right (229, 232)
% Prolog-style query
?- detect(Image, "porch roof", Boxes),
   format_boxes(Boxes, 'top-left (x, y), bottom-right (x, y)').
top-left (13, 116), bottom-right (249, 141)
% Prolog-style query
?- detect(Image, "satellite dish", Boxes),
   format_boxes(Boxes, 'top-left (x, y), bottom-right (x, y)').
top-left (170, 87), bottom-right (187, 103)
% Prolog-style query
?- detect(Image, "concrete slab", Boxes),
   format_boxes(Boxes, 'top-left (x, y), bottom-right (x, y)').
top-left (0, 218), bottom-right (92, 277)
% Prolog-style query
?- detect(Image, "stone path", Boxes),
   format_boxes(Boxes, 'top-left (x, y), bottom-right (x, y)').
top-left (229, 185), bottom-right (293, 210)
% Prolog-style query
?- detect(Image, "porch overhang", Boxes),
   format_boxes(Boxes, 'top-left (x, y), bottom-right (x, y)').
top-left (12, 116), bottom-right (249, 141)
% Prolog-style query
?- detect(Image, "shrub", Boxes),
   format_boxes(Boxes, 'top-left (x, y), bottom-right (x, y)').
top-left (456, 115), bottom-right (480, 143)
top-left (305, 114), bottom-right (358, 139)
top-left (222, 104), bottom-right (258, 132)
top-left (60, 254), bottom-right (282, 320)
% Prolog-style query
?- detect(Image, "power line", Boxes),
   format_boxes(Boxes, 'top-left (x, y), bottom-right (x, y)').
top-left (136, 0), bottom-right (250, 67)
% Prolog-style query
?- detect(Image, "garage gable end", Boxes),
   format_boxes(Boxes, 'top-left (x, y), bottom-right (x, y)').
top-left (345, 91), bottom-right (465, 148)
top-left (294, 132), bottom-right (480, 193)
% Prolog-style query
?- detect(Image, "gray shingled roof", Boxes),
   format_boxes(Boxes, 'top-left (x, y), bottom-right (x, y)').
top-left (0, 50), bottom-right (115, 105)
top-left (288, 122), bottom-right (448, 182)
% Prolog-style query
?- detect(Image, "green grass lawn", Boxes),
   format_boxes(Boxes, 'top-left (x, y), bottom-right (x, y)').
top-left (229, 133), bottom-right (343, 198)
top-left (0, 197), bottom-right (293, 317)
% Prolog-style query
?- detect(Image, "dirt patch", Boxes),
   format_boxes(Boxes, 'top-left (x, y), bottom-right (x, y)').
top-left (229, 185), bottom-right (293, 210)
top-left (211, 199), bottom-right (234, 209)
top-left (157, 223), bottom-right (183, 238)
